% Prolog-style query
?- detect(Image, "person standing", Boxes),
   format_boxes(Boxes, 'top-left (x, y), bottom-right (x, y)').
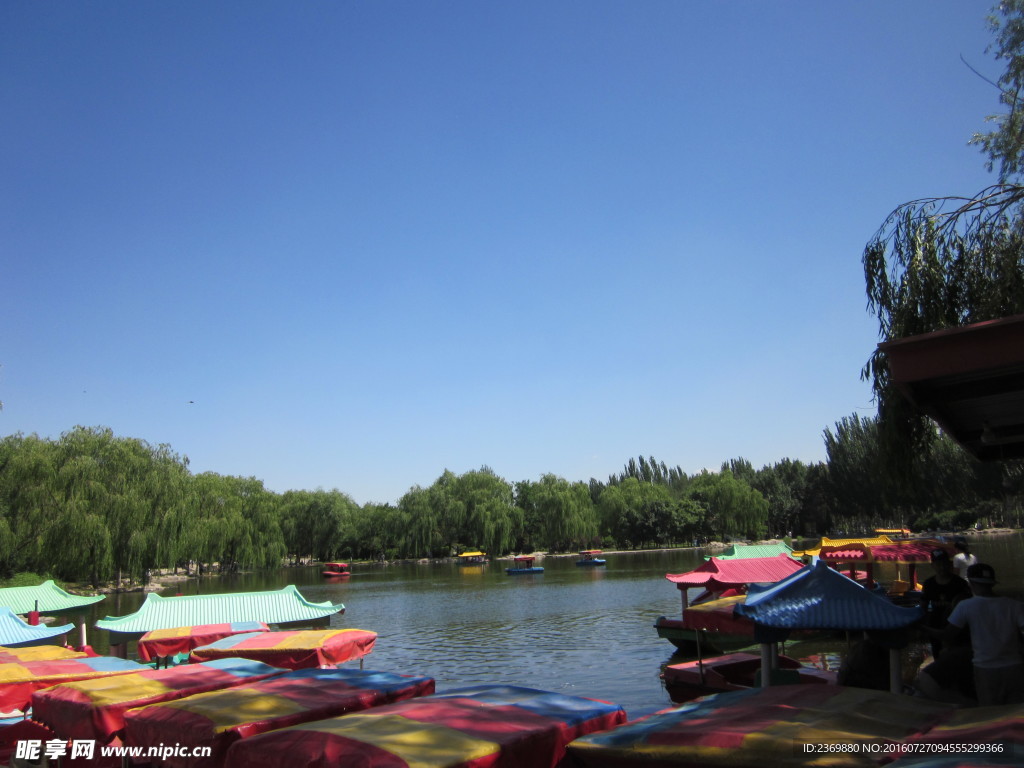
top-left (920, 549), bottom-right (971, 657)
top-left (942, 563), bottom-right (1024, 706)
top-left (952, 539), bottom-right (978, 581)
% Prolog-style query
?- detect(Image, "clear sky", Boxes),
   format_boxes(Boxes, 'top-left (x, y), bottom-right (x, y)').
top-left (1, 1), bottom-right (1004, 505)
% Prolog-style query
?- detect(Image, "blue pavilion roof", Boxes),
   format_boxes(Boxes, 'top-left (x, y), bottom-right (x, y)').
top-left (0, 607), bottom-right (74, 647)
top-left (735, 560), bottom-right (922, 631)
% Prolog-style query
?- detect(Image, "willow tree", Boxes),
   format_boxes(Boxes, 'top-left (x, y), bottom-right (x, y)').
top-left (532, 474), bottom-right (597, 552)
top-left (687, 469), bottom-right (768, 541)
top-left (452, 467), bottom-right (520, 556)
top-left (863, 1), bottom-right (1024, 471)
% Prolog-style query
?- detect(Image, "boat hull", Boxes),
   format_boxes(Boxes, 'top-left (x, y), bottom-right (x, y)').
top-left (662, 651), bottom-right (836, 702)
top-left (576, 559), bottom-right (606, 566)
top-left (506, 567), bottom-right (545, 575)
top-left (653, 617), bottom-right (755, 655)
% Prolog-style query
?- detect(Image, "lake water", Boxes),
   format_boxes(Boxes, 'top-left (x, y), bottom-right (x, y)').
top-left (78, 533), bottom-right (1024, 719)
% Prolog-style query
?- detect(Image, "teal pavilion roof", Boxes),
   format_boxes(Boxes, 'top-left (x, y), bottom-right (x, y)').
top-left (0, 580), bottom-right (105, 615)
top-left (706, 542), bottom-right (793, 561)
top-left (94, 585), bottom-right (344, 635)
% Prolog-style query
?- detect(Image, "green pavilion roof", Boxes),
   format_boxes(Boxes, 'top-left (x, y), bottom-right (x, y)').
top-left (94, 585), bottom-right (344, 635)
top-left (707, 543), bottom-right (793, 561)
top-left (0, 580), bottom-right (106, 615)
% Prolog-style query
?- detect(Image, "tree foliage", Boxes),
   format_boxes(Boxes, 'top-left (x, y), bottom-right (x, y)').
top-left (0, 426), bottom-right (1014, 584)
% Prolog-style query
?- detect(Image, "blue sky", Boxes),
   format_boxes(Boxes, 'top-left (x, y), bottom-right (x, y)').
top-left (1, 1), bottom-right (1003, 505)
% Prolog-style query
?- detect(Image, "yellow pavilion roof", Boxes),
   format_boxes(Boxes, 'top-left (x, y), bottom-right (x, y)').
top-left (791, 535), bottom-right (894, 558)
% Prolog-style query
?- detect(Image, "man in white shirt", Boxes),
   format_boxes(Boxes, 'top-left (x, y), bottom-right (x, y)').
top-left (952, 539), bottom-right (978, 581)
top-left (943, 563), bottom-right (1024, 706)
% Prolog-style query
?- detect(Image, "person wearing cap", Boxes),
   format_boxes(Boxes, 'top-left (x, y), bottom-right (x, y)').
top-left (939, 563), bottom-right (1024, 706)
top-left (952, 539), bottom-right (978, 581)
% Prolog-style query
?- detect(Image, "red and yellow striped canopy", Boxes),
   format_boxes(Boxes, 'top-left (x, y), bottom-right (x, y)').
top-left (123, 668), bottom-right (435, 768)
top-left (189, 629), bottom-right (376, 669)
top-left (137, 622), bottom-right (270, 662)
top-left (0, 656), bottom-right (144, 712)
top-left (222, 684), bottom-right (626, 768)
top-left (31, 657), bottom-right (283, 744)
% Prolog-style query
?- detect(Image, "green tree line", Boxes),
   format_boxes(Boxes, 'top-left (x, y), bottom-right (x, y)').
top-left (1, 423), bottom-right (1019, 585)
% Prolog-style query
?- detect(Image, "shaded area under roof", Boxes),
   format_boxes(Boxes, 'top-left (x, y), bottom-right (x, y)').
top-left (736, 560), bottom-right (922, 634)
top-left (880, 313), bottom-right (1024, 461)
top-left (94, 585), bottom-right (344, 637)
top-left (666, 554), bottom-right (802, 590)
top-left (0, 607), bottom-right (74, 647)
top-left (0, 580), bottom-right (105, 615)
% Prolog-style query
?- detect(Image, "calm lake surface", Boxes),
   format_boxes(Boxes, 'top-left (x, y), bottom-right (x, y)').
top-left (79, 533), bottom-right (1024, 719)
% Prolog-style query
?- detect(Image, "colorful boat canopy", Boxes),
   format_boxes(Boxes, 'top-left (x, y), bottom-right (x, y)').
top-left (705, 543), bottom-right (793, 561)
top-left (819, 539), bottom-right (954, 564)
top-left (31, 657), bottom-right (283, 745)
top-left (94, 586), bottom-right (344, 636)
top-left (666, 554), bottom-right (802, 590)
top-left (136, 622), bottom-right (270, 662)
top-left (791, 535), bottom-right (894, 559)
top-left (901, 699), bottom-right (1024, 760)
top-left (190, 629), bottom-right (377, 669)
top-left (0, 580), bottom-right (104, 615)
top-left (566, 685), bottom-right (955, 768)
top-left (123, 668), bottom-right (436, 768)
top-left (0, 656), bottom-right (144, 712)
top-left (736, 561), bottom-right (923, 637)
top-left (458, 552), bottom-right (487, 558)
top-left (0, 645), bottom-right (85, 664)
top-left (0, 608), bottom-right (74, 648)
top-left (221, 684), bottom-right (627, 768)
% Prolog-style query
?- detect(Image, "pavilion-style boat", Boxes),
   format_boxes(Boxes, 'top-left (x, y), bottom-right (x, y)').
top-left (95, 586), bottom-right (345, 651)
top-left (576, 550), bottom-right (606, 566)
top-left (506, 555), bottom-right (544, 574)
top-left (457, 551), bottom-right (489, 565)
top-left (654, 554), bottom-right (803, 653)
top-left (321, 562), bottom-right (351, 578)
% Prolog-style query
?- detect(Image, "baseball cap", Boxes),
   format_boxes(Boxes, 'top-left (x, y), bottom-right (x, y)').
top-left (966, 563), bottom-right (997, 584)
top-left (930, 549), bottom-right (950, 562)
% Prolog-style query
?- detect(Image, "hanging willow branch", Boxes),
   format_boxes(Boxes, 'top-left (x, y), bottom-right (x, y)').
top-left (861, 182), bottom-right (1024, 485)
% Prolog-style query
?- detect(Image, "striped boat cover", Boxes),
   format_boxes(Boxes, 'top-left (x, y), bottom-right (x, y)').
top-left (897, 701), bottom-right (1024, 766)
top-left (887, 758), bottom-right (1021, 768)
top-left (31, 658), bottom-right (283, 744)
top-left (189, 629), bottom-right (377, 669)
top-left (136, 622), bottom-right (270, 662)
top-left (123, 668), bottom-right (436, 768)
top-left (0, 657), bottom-right (144, 712)
top-left (223, 684), bottom-right (627, 768)
top-left (0, 645), bottom-right (86, 664)
top-left (566, 685), bottom-right (955, 768)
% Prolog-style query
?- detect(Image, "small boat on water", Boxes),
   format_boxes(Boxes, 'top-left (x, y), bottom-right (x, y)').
top-left (662, 651), bottom-right (836, 702)
top-left (321, 562), bottom-right (351, 578)
top-left (576, 550), bottom-right (606, 566)
top-left (457, 551), bottom-right (489, 565)
top-left (506, 556), bottom-right (544, 575)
